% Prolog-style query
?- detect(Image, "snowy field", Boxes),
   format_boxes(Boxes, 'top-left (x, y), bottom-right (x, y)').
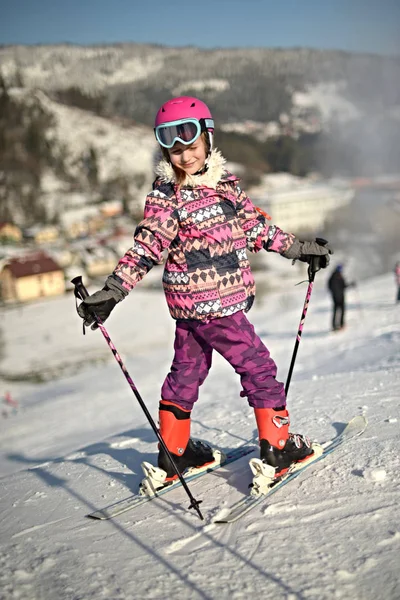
top-left (0, 269), bottom-right (399, 600)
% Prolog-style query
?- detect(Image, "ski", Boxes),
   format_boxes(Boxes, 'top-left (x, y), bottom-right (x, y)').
top-left (87, 443), bottom-right (256, 520)
top-left (214, 415), bottom-right (368, 524)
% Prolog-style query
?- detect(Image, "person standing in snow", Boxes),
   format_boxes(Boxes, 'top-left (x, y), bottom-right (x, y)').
top-left (4, 391), bottom-right (18, 409)
top-left (395, 262), bottom-right (400, 303)
top-left (327, 264), bottom-right (355, 331)
top-left (77, 96), bottom-right (333, 483)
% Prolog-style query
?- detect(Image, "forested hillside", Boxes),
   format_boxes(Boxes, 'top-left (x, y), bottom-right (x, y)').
top-left (0, 44), bottom-right (399, 226)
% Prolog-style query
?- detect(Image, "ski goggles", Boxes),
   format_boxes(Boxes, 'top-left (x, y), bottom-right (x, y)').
top-left (154, 118), bottom-right (214, 149)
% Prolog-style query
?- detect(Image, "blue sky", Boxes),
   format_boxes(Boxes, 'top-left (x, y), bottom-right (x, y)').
top-left (1, 0), bottom-right (399, 55)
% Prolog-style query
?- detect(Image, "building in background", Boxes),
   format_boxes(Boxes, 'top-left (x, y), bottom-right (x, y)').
top-left (0, 223), bottom-right (23, 244)
top-left (23, 225), bottom-right (60, 245)
top-left (249, 173), bottom-right (354, 234)
top-left (0, 252), bottom-right (65, 303)
top-left (81, 244), bottom-right (119, 279)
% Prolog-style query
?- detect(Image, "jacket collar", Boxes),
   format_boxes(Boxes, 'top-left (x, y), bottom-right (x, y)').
top-left (154, 149), bottom-right (238, 189)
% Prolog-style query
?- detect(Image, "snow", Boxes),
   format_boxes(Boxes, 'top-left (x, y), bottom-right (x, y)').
top-left (293, 82), bottom-right (362, 123)
top-left (173, 79), bottom-right (231, 97)
top-left (1, 269), bottom-right (400, 600)
top-left (0, 45), bottom-right (167, 92)
top-left (33, 91), bottom-right (156, 183)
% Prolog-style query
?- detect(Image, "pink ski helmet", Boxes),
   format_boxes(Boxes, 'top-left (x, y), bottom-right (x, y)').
top-left (154, 96), bottom-right (214, 151)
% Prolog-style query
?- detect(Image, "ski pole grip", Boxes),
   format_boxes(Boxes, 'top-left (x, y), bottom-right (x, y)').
top-left (71, 276), bottom-right (89, 301)
top-left (308, 258), bottom-right (318, 281)
top-left (308, 238), bottom-right (329, 280)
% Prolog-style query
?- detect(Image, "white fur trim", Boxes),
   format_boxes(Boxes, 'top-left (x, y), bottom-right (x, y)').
top-left (154, 149), bottom-right (227, 189)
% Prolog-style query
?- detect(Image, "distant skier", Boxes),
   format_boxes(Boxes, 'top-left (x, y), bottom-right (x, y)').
top-left (76, 96), bottom-right (333, 484)
top-left (327, 264), bottom-right (355, 331)
top-left (2, 391), bottom-right (18, 418)
top-left (4, 391), bottom-right (18, 409)
top-left (395, 262), bottom-right (400, 303)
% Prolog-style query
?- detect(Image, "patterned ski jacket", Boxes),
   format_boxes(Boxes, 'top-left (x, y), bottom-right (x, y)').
top-left (113, 150), bottom-right (296, 321)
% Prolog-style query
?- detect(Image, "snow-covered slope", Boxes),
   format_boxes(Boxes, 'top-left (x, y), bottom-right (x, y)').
top-left (13, 88), bottom-right (157, 189)
top-left (5, 88), bottom-right (158, 224)
top-left (36, 90), bottom-right (156, 182)
top-left (0, 271), bottom-right (399, 600)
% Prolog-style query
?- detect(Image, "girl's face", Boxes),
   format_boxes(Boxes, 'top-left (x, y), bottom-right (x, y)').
top-left (167, 137), bottom-right (207, 175)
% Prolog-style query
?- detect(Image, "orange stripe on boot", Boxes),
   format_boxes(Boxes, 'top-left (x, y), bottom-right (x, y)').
top-left (159, 400), bottom-right (190, 456)
top-left (254, 407), bottom-right (289, 449)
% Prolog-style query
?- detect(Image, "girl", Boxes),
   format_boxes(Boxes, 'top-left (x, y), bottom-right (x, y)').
top-left (78, 96), bottom-right (332, 482)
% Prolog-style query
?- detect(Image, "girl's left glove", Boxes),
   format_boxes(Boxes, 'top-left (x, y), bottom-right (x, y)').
top-left (77, 275), bottom-right (128, 330)
top-left (283, 237), bottom-right (333, 269)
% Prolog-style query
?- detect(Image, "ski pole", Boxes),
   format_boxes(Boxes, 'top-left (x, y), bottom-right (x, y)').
top-left (71, 276), bottom-right (204, 520)
top-left (285, 239), bottom-right (328, 396)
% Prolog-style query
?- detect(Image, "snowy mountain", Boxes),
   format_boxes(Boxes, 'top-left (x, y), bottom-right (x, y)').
top-left (0, 269), bottom-right (399, 599)
top-left (2, 44), bottom-right (399, 127)
top-left (0, 44), bottom-right (173, 92)
top-left (32, 90), bottom-right (156, 184)
top-left (2, 87), bottom-right (158, 226)
top-left (2, 44), bottom-right (399, 228)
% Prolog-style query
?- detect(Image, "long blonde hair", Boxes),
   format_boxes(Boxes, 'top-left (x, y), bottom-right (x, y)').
top-left (161, 132), bottom-right (211, 187)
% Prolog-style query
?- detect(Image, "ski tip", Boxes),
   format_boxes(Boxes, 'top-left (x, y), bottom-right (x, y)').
top-left (213, 510), bottom-right (231, 524)
top-left (350, 414), bottom-right (368, 432)
top-left (87, 511), bottom-right (108, 520)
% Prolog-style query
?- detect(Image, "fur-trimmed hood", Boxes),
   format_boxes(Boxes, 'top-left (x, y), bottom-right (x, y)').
top-left (154, 149), bottom-right (232, 189)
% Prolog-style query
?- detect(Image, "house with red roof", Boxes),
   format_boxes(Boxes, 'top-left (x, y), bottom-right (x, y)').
top-left (0, 252), bottom-right (65, 303)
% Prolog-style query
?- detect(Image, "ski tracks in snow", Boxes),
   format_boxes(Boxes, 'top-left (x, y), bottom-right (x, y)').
top-left (0, 540), bottom-right (127, 600)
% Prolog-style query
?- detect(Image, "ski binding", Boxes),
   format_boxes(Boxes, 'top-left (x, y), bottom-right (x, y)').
top-left (215, 416), bottom-right (367, 524)
top-left (248, 442), bottom-right (324, 497)
top-left (248, 458), bottom-right (276, 496)
top-left (139, 449), bottom-right (226, 498)
top-left (139, 463), bottom-right (169, 497)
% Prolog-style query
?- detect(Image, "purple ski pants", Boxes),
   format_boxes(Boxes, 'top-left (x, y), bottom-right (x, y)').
top-left (161, 311), bottom-right (286, 411)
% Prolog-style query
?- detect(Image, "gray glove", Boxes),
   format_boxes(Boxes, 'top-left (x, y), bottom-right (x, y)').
top-left (77, 275), bottom-right (128, 330)
top-left (283, 237), bottom-right (333, 269)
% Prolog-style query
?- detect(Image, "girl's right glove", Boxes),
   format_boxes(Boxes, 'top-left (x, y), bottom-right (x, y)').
top-left (283, 237), bottom-right (333, 269)
top-left (77, 275), bottom-right (128, 330)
